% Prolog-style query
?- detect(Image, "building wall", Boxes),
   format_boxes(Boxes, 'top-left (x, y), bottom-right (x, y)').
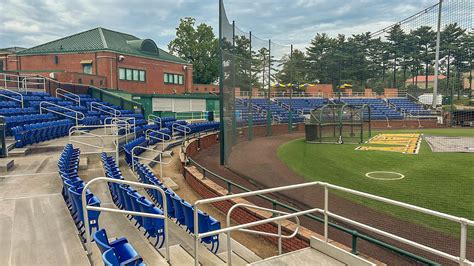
top-left (6, 51), bottom-right (192, 94)
top-left (191, 84), bottom-right (219, 93)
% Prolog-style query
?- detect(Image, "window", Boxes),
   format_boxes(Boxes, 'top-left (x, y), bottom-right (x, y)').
top-left (132, 69), bottom-right (139, 81)
top-left (99, 80), bottom-right (104, 86)
top-left (83, 64), bottom-right (92, 74)
top-left (126, 69), bottom-right (132, 81)
top-left (78, 78), bottom-right (83, 84)
top-left (164, 73), bottom-right (184, 85)
top-left (90, 79), bottom-right (94, 85)
top-left (119, 68), bottom-right (125, 80)
top-left (0, 60), bottom-right (3, 71)
top-left (119, 67), bottom-right (146, 82)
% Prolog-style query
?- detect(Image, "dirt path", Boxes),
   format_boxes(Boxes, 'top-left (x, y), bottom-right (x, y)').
top-left (192, 133), bottom-right (473, 265)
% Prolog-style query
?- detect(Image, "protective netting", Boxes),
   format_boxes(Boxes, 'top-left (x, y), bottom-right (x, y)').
top-left (368, 0), bottom-right (473, 105)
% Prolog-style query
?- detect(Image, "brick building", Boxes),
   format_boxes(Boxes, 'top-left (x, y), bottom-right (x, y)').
top-left (3, 27), bottom-right (193, 94)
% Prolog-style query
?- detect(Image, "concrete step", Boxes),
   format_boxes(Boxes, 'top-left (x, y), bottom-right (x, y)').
top-left (217, 251), bottom-right (249, 266)
top-left (162, 176), bottom-right (179, 191)
top-left (158, 244), bottom-right (197, 265)
top-left (8, 148), bottom-right (29, 157)
top-left (249, 247), bottom-right (345, 266)
top-left (0, 159), bottom-right (14, 173)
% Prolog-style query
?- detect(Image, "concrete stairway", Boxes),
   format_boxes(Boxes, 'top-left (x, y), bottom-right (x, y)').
top-left (84, 153), bottom-right (261, 266)
top-left (249, 237), bottom-right (375, 266)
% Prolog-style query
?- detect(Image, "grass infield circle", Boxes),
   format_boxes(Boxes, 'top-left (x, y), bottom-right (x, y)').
top-left (365, 171), bottom-right (405, 181)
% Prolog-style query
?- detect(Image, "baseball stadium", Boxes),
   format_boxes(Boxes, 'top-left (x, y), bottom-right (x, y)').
top-left (0, 0), bottom-right (472, 265)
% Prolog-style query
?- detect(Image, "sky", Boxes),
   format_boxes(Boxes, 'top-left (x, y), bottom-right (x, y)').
top-left (0, 0), bottom-right (437, 52)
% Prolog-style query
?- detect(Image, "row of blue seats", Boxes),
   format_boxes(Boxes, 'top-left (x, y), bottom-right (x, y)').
top-left (148, 128), bottom-right (172, 145)
top-left (102, 153), bottom-right (165, 248)
top-left (134, 162), bottom-right (221, 253)
top-left (123, 136), bottom-right (148, 165)
top-left (5, 113), bottom-right (57, 135)
top-left (0, 107), bottom-right (37, 116)
top-left (181, 122), bottom-right (220, 135)
top-left (12, 119), bottom-right (73, 147)
top-left (59, 145), bottom-right (101, 237)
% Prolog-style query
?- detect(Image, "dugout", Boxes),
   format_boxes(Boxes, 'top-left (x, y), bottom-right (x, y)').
top-left (305, 103), bottom-right (371, 144)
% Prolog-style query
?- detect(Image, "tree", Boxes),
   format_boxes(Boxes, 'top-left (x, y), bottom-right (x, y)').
top-left (168, 17), bottom-right (219, 84)
top-left (276, 49), bottom-right (307, 84)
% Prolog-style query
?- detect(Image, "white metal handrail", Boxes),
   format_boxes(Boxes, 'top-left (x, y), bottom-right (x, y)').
top-left (175, 112), bottom-right (207, 121)
top-left (22, 76), bottom-right (45, 92)
top-left (226, 203), bottom-right (300, 264)
top-left (39, 101), bottom-right (85, 126)
top-left (104, 117), bottom-right (136, 141)
top-left (192, 181), bottom-right (474, 266)
top-left (90, 101), bottom-right (121, 117)
top-left (81, 177), bottom-right (170, 264)
top-left (56, 88), bottom-right (81, 105)
top-left (131, 145), bottom-right (173, 180)
top-left (145, 129), bottom-right (172, 151)
top-left (0, 87), bottom-right (24, 108)
top-left (148, 114), bottom-right (162, 128)
top-left (172, 123), bottom-right (191, 140)
top-left (69, 130), bottom-right (106, 152)
top-left (1, 73), bottom-right (21, 90)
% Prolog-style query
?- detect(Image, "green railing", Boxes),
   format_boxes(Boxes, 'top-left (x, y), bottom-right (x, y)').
top-left (181, 133), bottom-right (439, 266)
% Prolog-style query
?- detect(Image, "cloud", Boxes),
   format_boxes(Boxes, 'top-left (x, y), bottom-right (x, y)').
top-left (0, 0), bottom-right (463, 53)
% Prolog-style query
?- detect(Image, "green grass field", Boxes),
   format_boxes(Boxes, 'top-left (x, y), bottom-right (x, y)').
top-left (277, 128), bottom-right (474, 239)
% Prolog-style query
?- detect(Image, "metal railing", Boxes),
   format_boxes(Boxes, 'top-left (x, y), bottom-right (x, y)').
top-left (104, 117), bottom-right (136, 142)
top-left (90, 101), bottom-right (121, 117)
top-left (175, 112), bottom-right (207, 121)
top-left (182, 134), bottom-right (455, 265)
top-left (147, 114), bottom-right (162, 128)
top-left (39, 101), bottom-right (85, 126)
top-left (81, 177), bottom-right (170, 264)
top-left (227, 203), bottom-right (301, 260)
top-left (21, 76), bottom-right (45, 92)
top-left (68, 125), bottom-right (119, 158)
top-left (56, 88), bottom-right (81, 105)
top-left (145, 129), bottom-right (172, 151)
top-left (1, 73), bottom-right (21, 90)
top-left (131, 145), bottom-right (173, 180)
top-left (192, 181), bottom-right (474, 266)
top-left (172, 123), bottom-right (191, 140)
top-left (0, 87), bottom-right (24, 108)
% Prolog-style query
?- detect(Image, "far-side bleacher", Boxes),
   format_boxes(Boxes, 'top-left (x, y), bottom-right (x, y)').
top-left (388, 97), bottom-right (432, 116)
top-left (0, 90), bottom-right (149, 148)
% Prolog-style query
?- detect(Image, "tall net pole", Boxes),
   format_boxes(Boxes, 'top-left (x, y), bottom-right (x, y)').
top-left (218, 0), bottom-right (225, 165)
top-left (248, 32), bottom-right (253, 140)
top-left (432, 0), bottom-right (443, 108)
top-left (266, 39), bottom-right (272, 136)
top-left (288, 44), bottom-right (293, 132)
top-left (231, 21), bottom-right (237, 144)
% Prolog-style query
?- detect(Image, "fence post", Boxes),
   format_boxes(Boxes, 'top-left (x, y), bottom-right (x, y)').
top-left (324, 184), bottom-right (328, 242)
top-left (351, 231), bottom-right (359, 255)
top-left (460, 221), bottom-right (467, 264)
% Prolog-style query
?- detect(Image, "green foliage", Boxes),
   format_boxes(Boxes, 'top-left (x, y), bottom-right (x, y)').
top-left (273, 23), bottom-right (472, 91)
top-left (168, 17), bottom-right (219, 84)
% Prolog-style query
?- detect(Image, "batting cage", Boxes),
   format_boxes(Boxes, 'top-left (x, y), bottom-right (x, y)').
top-left (305, 104), bottom-right (371, 144)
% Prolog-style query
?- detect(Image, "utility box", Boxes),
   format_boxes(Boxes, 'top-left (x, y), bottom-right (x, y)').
top-left (0, 116), bottom-right (6, 157)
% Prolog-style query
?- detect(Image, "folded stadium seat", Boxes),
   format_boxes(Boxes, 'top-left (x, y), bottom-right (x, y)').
top-left (170, 193), bottom-right (186, 225)
top-left (102, 247), bottom-right (144, 266)
top-left (127, 190), bottom-right (146, 228)
top-left (198, 211), bottom-right (221, 253)
top-left (68, 186), bottom-right (101, 235)
top-left (93, 228), bottom-right (142, 263)
top-left (164, 189), bottom-right (175, 218)
top-left (136, 197), bottom-right (165, 247)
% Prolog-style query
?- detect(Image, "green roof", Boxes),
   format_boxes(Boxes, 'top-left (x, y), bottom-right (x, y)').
top-left (17, 27), bottom-right (188, 64)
